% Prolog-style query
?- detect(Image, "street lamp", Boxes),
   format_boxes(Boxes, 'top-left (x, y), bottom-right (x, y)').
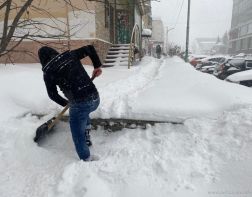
top-left (165, 27), bottom-right (175, 54)
top-left (185, 0), bottom-right (191, 62)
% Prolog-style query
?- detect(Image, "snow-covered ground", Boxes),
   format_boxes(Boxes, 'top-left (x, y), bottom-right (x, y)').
top-left (1, 57), bottom-right (252, 197)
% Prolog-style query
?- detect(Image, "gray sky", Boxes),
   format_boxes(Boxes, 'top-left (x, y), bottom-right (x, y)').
top-left (152, 0), bottom-right (233, 49)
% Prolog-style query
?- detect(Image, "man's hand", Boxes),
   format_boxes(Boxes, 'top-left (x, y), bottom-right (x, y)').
top-left (92, 67), bottom-right (102, 78)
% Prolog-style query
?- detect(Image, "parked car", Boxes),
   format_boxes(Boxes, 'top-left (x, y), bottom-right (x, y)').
top-left (189, 55), bottom-right (208, 67)
top-left (200, 63), bottom-right (218, 74)
top-left (213, 58), bottom-right (252, 79)
top-left (195, 56), bottom-right (226, 69)
top-left (195, 56), bottom-right (227, 74)
top-left (225, 69), bottom-right (252, 87)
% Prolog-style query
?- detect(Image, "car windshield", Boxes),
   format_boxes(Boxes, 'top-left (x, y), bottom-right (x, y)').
top-left (219, 58), bottom-right (227, 63)
top-left (228, 59), bottom-right (245, 66)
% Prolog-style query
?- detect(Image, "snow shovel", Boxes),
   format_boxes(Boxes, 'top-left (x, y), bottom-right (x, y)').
top-left (34, 105), bottom-right (69, 142)
top-left (34, 76), bottom-right (96, 143)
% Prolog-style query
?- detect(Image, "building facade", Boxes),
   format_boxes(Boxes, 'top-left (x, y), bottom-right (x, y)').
top-left (0, 0), bottom-right (151, 63)
top-left (147, 18), bottom-right (164, 56)
top-left (229, 0), bottom-right (252, 55)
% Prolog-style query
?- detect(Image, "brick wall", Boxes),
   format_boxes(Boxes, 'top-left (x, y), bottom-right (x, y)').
top-left (0, 39), bottom-right (112, 65)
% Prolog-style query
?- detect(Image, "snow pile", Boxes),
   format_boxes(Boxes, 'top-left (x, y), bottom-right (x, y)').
top-left (226, 69), bottom-right (252, 82)
top-left (95, 57), bottom-right (163, 119)
top-left (95, 57), bottom-right (252, 121)
top-left (1, 57), bottom-right (252, 197)
top-left (56, 163), bottom-right (112, 197)
top-left (2, 57), bottom-right (252, 122)
top-left (28, 105), bottom-right (252, 197)
top-left (0, 64), bottom-right (47, 119)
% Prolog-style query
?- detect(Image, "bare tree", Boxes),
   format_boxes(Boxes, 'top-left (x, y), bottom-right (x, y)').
top-left (0, 0), bottom-right (91, 62)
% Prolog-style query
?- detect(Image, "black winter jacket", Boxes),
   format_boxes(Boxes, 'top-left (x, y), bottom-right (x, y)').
top-left (38, 45), bottom-right (102, 106)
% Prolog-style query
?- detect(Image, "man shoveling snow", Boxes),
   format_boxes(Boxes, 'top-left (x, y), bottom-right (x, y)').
top-left (38, 45), bottom-right (102, 161)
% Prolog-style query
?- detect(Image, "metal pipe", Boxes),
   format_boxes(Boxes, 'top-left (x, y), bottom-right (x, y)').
top-left (185, 0), bottom-right (191, 62)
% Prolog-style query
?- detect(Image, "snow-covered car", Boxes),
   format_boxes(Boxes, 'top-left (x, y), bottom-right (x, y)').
top-left (225, 69), bottom-right (252, 87)
top-left (195, 56), bottom-right (226, 71)
top-left (200, 64), bottom-right (218, 74)
top-left (213, 57), bottom-right (233, 77)
top-left (195, 56), bottom-right (227, 74)
top-left (213, 58), bottom-right (252, 79)
top-left (189, 55), bottom-right (208, 67)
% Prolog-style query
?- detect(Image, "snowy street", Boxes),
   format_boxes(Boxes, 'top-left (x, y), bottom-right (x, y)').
top-left (1, 57), bottom-right (252, 197)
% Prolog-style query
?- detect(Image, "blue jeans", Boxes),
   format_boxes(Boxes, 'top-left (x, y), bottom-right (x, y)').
top-left (69, 94), bottom-right (100, 160)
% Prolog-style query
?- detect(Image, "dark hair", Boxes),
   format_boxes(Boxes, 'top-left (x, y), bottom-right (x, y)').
top-left (38, 46), bottom-right (59, 67)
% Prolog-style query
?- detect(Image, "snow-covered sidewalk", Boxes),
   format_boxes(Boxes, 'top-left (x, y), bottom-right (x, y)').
top-left (1, 57), bottom-right (252, 197)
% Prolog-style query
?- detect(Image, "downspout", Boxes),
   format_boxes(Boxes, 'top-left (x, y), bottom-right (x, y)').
top-left (114, 0), bottom-right (116, 44)
top-left (65, 3), bottom-right (71, 50)
top-left (140, 14), bottom-right (142, 59)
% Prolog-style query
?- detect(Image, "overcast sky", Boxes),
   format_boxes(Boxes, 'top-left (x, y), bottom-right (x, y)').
top-left (152, 0), bottom-right (233, 49)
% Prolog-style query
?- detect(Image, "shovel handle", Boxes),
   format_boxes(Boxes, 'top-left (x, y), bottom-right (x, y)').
top-left (48, 104), bottom-right (69, 130)
top-left (47, 75), bottom-right (96, 129)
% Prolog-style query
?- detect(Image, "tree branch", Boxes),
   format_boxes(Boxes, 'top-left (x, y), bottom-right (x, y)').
top-left (0, 0), bottom-right (9, 10)
top-left (0, 0), bottom-right (11, 53)
top-left (5, 0), bottom-right (34, 50)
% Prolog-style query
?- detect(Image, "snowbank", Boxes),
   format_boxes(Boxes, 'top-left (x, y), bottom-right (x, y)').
top-left (1, 57), bottom-right (252, 197)
top-left (226, 69), bottom-right (252, 82)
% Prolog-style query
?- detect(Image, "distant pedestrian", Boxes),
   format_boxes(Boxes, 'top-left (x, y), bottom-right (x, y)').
top-left (38, 45), bottom-right (102, 161)
top-left (148, 44), bottom-right (152, 56)
top-left (156, 45), bottom-right (161, 59)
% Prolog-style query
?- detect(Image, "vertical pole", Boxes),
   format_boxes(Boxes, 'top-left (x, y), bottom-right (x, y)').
top-left (114, 0), bottom-right (116, 44)
top-left (66, 3), bottom-right (70, 50)
top-left (140, 15), bottom-right (142, 60)
top-left (185, 0), bottom-right (191, 62)
top-left (166, 26), bottom-right (168, 54)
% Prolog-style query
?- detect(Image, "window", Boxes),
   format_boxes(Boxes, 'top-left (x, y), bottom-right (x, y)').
top-left (241, 38), bottom-right (248, 50)
top-left (249, 37), bottom-right (252, 49)
top-left (235, 40), bottom-right (241, 51)
top-left (240, 25), bottom-right (248, 36)
top-left (248, 23), bottom-right (252, 34)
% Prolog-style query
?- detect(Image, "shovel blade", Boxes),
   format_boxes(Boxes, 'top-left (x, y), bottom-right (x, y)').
top-left (34, 117), bottom-right (55, 143)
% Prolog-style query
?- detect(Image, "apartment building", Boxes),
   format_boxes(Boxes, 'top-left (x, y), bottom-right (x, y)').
top-left (229, 0), bottom-right (252, 54)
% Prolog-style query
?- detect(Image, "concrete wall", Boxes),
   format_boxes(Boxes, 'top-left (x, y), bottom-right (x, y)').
top-left (0, 1), bottom-right (96, 40)
top-left (69, 10), bottom-right (96, 39)
top-left (0, 0), bottom-right (112, 64)
top-left (0, 39), bottom-right (111, 65)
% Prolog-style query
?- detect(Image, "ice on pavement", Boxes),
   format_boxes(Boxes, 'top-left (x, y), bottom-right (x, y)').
top-left (1, 57), bottom-right (252, 197)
